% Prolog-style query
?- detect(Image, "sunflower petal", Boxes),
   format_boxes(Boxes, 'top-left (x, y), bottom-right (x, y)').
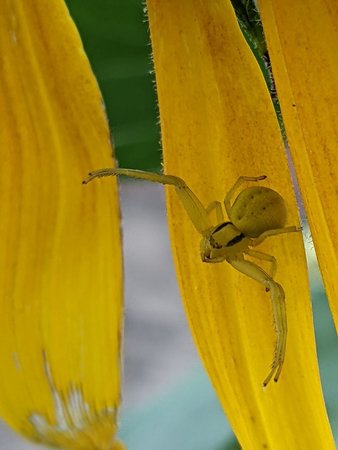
top-left (259, 0), bottom-right (338, 330)
top-left (0, 1), bottom-right (123, 448)
top-left (146, 0), bottom-right (334, 447)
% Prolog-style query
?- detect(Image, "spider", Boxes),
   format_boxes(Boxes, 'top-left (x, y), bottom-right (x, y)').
top-left (83, 168), bottom-right (300, 386)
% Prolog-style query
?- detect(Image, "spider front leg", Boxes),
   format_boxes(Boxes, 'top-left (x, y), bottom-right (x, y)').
top-left (83, 168), bottom-right (212, 235)
top-left (227, 256), bottom-right (287, 386)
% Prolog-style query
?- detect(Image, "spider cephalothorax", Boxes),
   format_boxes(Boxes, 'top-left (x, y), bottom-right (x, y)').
top-left (201, 222), bottom-right (249, 263)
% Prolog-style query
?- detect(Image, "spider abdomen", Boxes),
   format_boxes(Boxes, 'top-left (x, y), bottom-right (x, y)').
top-left (229, 186), bottom-right (287, 238)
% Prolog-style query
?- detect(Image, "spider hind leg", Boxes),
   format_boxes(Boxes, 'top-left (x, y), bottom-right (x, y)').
top-left (227, 257), bottom-right (287, 387)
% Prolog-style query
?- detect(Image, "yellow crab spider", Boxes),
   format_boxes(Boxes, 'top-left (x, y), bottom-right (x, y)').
top-left (83, 168), bottom-right (300, 386)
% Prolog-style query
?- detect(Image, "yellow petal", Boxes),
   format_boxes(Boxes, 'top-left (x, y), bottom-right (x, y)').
top-left (146, 0), bottom-right (334, 447)
top-left (259, 0), bottom-right (338, 329)
top-left (0, 1), bottom-right (123, 449)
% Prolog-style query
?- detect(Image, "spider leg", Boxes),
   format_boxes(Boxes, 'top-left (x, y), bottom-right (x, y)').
top-left (224, 175), bottom-right (266, 216)
top-left (83, 168), bottom-right (211, 235)
top-left (227, 256), bottom-right (287, 387)
top-left (206, 201), bottom-right (224, 223)
top-left (245, 249), bottom-right (277, 279)
top-left (251, 226), bottom-right (301, 247)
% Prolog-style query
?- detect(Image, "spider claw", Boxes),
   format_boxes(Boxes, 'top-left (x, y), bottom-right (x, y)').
top-left (82, 175), bottom-right (91, 184)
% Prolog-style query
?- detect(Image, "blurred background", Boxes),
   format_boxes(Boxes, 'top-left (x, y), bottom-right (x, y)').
top-left (1, 1), bottom-right (338, 449)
